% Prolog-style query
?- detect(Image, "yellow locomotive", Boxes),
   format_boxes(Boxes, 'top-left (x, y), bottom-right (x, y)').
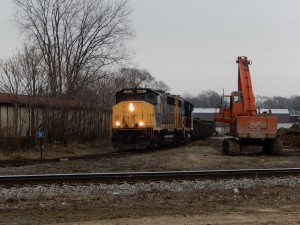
top-left (111, 88), bottom-right (213, 150)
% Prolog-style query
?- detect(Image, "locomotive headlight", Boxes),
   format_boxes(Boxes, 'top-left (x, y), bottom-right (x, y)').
top-left (116, 121), bottom-right (120, 127)
top-left (129, 103), bottom-right (134, 112)
top-left (139, 121), bottom-right (144, 127)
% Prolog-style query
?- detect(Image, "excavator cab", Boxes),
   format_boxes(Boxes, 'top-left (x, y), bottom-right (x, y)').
top-left (220, 95), bottom-right (231, 109)
top-left (218, 91), bottom-right (245, 134)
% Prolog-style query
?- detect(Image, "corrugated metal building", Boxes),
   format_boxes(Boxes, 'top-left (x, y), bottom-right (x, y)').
top-left (193, 108), bottom-right (218, 121)
top-left (193, 108), bottom-right (292, 131)
top-left (193, 108), bottom-right (290, 123)
top-left (258, 109), bottom-right (290, 123)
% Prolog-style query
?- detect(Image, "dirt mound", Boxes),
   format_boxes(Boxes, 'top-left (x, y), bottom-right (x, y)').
top-left (278, 123), bottom-right (300, 148)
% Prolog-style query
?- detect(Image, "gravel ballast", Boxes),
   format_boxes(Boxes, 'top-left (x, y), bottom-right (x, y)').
top-left (1, 176), bottom-right (299, 202)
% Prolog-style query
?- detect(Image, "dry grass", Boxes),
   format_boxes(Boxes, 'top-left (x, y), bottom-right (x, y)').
top-left (0, 137), bottom-right (113, 160)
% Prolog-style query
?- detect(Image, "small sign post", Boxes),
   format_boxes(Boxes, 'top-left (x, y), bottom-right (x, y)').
top-left (36, 131), bottom-right (45, 159)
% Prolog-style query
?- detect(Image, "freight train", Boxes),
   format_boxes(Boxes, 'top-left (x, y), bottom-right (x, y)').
top-left (111, 88), bottom-right (215, 150)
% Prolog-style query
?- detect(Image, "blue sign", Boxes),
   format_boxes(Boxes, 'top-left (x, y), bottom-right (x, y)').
top-left (37, 131), bottom-right (45, 139)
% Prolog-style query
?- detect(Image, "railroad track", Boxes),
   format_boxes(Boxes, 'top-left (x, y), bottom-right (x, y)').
top-left (0, 168), bottom-right (299, 185)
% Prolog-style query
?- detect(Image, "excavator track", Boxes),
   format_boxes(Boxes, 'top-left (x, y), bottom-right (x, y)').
top-left (263, 137), bottom-right (284, 155)
top-left (272, 138), bottom-right (284, 155)
top-left (222, 138), bottom-right (240, 155)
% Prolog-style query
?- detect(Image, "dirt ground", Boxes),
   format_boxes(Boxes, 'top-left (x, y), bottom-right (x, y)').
top-left (0, 137), bottom-right (300, 175)
top-left (1, 186), bottom-right (300, 225)
top-left (0, 137), bottom-right (300, 224)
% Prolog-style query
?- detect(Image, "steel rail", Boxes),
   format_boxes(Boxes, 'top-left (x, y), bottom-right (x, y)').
top-left (0, 168), bottom-right (300, 185)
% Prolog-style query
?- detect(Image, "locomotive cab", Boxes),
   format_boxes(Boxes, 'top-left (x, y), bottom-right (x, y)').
top-left (111, 88), bottom-right (162, 150)
top-left (112, 89), bottom-right (160, 130)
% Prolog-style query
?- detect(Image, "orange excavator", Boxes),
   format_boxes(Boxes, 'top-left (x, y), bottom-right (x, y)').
top-left (215, 56), bottom-right (283, 155)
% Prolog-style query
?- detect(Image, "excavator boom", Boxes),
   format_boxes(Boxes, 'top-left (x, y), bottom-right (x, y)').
top-left (237, 56), bottom-right (257, 116)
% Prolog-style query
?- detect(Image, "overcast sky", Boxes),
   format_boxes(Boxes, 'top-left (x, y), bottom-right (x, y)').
top-left (130, 0), bottom-right (300, 97)
top-left (1, 0), bottom-right (300, 97)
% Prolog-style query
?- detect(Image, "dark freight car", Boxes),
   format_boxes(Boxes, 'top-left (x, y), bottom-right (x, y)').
top-left (193, 120), bottom-right (215, 139)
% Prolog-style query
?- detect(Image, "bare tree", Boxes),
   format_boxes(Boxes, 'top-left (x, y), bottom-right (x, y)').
top-left (290, 95), bottom-right (300, 108)
top-left (0, 54), bottom-right (27, 136)
top-left (14, 0), bottom-right (134, 97)
top-left (116, 67), bottom-right (170, 91)
top-left (19, 44), bottom-right (46, 140)
top-left (256, 95), bottom-right (291, 109)
top-left (118, 68), bottom-right (153, 89)
top-left (151, 80), bottom-right (170, 92)
top-left (0, 57), bottom-right (25, 96)
top-left (19, 44), bottom-right (46, 98)
top-left (183, 90), bottom-right (220, 108)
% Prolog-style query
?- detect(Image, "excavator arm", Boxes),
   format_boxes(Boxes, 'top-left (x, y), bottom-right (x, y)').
top-left (236, 56), bottom-right (257, 116)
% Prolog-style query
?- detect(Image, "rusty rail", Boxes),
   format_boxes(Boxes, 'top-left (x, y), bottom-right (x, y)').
top-left (0, 168), bottom-right (299, 185)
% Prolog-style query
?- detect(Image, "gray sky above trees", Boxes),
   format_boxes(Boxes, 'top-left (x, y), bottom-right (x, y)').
top-left (1, 0), bottom-right (300, 97)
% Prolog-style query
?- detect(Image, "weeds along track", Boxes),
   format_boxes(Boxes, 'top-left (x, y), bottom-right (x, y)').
top-left (0, 168), bottom-right (300, 186)
top-left (0, 149), bottom-right (146, 168)
top-left (0, 143), bottom-right (187, 168)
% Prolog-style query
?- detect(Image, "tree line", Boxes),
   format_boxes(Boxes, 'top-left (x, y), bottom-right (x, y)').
top-left (183, 91), bottom-right (300, 110)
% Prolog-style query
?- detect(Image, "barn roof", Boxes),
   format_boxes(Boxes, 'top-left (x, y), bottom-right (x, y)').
top-left (193, 108), bottom-right (290, 114)
top-left (0, 93), bottom-right (106, 110)
top-left (193, 108), bottom-right (218, 114)
top-left (259, 109), bottom-right (289, 114)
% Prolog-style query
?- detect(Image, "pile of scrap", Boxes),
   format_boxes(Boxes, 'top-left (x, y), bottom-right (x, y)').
top-left (278, 123), bottom-right (300, 148)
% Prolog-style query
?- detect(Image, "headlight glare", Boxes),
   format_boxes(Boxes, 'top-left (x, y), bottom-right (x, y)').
top-left (129, 103), bottom-right (134, 112)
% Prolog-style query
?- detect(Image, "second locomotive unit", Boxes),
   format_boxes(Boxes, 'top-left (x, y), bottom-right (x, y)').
top-left (111, 88), bottom-right (214, 150)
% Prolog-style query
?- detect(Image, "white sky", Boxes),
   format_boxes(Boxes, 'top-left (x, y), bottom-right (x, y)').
top-left (1, 0), bottom-right (300, 97)
top-left (0, 1), bottom-right (24, 55)
top-left (130, 0), bottom-right (300, 97)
